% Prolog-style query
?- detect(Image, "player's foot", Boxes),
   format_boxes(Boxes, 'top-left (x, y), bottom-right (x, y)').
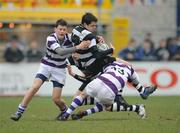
top-left (140, 85), bottom-right (157, 99)
top-left (10, 113), bottom-right (22, 121)
top-left (58, 112), bottom-right (69, 121)
top-left (55, 111), bottom-right (65, 120)
top-left (71, 111), bottom-right (86, 120)
top-left (137, 104), bottom-right (146, 119)
top-left (55, 106), bottom-right (68, 120)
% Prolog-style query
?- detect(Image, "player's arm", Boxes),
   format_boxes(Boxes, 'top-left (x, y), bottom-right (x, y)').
top-left (87, 38), bottom-right (113, 59)
top-left (55, 41), bottom-right (90, 56)
top-left (115, 57), bottom-right (132, 67)
top-left (67, 64), bottom-right (88, 83)
top-left (91, 45), bottom-right (113, 59)
top-left (96, 35), bottom-right (105, 43)
top-left (77, 33), bottom-right (113, 58)
top-left (92, 35), bottom-right (114, 58)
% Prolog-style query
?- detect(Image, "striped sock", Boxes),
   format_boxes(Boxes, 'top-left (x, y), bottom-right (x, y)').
top-left (16, 104), bottom-right (26, 115)
top-left (135, 83), bottom-right (145, 94)
top-left (111, 102), bottom-right (139, 113)
top-left (128, 72), bottom-right (145, 94)
top-left (66, 96), bottom-right (84, 115)
top-left (126, 105), bottom-right (140, 112)
top-left (85, 103), bottom-right (104, 116)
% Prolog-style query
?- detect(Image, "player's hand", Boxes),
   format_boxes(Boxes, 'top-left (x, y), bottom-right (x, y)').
top-left (97, 36), bottom-right (105, 43)
top-left (76, 41), bottom-right (90, 50)
top-left (72, 52), bottom-right (80, 60)
top-left (109, 42), bottom-right (115, 51)
top-left (107, 42), bottom-right (115, 55)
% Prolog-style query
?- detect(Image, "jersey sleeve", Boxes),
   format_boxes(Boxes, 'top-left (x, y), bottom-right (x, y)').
top-left (46, 36), bottom-right (60, 50)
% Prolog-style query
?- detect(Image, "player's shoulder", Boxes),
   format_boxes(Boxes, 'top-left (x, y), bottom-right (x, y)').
top-left (73, 25), bottom-right (92, 36)
top-left (74, 25), bottom-right (85, 31)
top-left (47, 33), bottom-right (57, 41)
top-left (82, 30), bottom-right (91, 37)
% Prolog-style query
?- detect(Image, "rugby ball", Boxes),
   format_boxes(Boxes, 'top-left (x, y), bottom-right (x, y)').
top-left (97, 43), bottom-right (109, 51)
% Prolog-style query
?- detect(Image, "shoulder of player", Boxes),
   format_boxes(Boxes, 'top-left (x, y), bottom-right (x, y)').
top-left (74, 25), bottom-right (85, 32)
top-left (46, 33), bottom-right (57, 42)
top-left (73, 25), bottom-right (92, 37)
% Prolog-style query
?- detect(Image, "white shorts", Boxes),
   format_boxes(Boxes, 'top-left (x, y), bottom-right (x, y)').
top-left (84, 78), bottom-right (115, 105)
top-left (36, 63), bottom-right (66, 86)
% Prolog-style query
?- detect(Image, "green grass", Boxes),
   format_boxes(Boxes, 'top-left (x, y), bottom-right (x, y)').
top-left (0, 96), bottom-right (180, 133)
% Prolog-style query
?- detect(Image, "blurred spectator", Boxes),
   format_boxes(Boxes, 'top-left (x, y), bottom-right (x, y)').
top-left (6, 35), bottom-right (24, 51)
top-left (26, 40), bottom-right (42, 62)
top-left (171, 37), bottom-right (180, 60)
top-left (166, 37), bottom-right (179, 60)
top-left (3, 39), bottom-right (24, 63)
top-left (118, 38), bottom-right (138, 61)
top-left (172, 47), bottom-right (180, 60)
top-left (144, 32), bottom-right (155, 48)
top-left (136, 39), bottom-right (156, 61)
top-left (154, 39), bottom-right (170, 61)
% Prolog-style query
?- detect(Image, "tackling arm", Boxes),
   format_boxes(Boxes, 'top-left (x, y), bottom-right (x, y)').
top-left (67, 65), bottom-right (88, 83)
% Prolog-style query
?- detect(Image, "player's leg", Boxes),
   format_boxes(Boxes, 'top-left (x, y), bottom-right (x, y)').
top-left (60, 78), bottom-right (102, 121)
top-left (50, 67), bottom-right (68, 119)
top-left (59, 93), bottom-right (86, 120)
top-left (71, 82), bottom-right (115, 120)
top-left (74, 82), bottom-right (97, 105)
top-left (129, 70), bottom-right (157, 99)
top-left (52, 82), bottom-right (67, 119)
top-left (10, 64), bottom-right (49, 121)
top-left (10, 76), bottom-right (45, 121)
top-left (108, 102), bottom-right (146, 119)
top-left (71, 102), bottom-right (104, 120)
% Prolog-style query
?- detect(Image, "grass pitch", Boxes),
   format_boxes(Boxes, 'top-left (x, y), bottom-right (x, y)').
top-left (0, 96), bottom-right (179, 133)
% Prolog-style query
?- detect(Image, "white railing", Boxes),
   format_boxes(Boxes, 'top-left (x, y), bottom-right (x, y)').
top-left (0, 62), bottom-right (179, 96)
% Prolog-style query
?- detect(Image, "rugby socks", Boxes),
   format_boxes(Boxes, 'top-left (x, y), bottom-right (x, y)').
top-left (66, 96), bottom-right (84, 115)
top-left (134, 83), bottom-right (145, 95)
top-left (129, 72), bottom-right (145, 94)
top-left (16, 104), bottom-right (26, 115)
top-left (110, 102), bottom-right (139, 113)
top-left (84, 103), bottom-right (104, 116)
top-left (60, 105), bottom-right (68, 114)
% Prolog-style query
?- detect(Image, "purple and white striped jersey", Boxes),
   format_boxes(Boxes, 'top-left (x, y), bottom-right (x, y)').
top-left (97, 61), bottom-right (134, 95)
top-left (41, 33), bottom-right (73, 68)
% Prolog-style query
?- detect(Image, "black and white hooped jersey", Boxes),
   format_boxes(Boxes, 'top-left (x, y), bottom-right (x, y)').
top-left (71, 25), bottom-right (98, 68)
top-left (97, 61), bottom-right (134, 95)
top-left (41, 33), bottom-right (73, 68)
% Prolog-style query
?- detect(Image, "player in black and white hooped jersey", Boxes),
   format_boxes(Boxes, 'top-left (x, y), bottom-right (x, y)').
top-left (71, 12), bottom-right (114, 76)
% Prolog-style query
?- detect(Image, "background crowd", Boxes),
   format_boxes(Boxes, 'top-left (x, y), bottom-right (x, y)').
top-left (118, 33), bottom-right (180, 61)
top-left (1, 32), bottom-right (180, 63)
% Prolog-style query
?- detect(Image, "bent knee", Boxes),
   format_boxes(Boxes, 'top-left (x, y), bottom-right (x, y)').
top-left (52, 96), bottom-right (64, 104)
top-left (52, 97), bottom-right (59, 102)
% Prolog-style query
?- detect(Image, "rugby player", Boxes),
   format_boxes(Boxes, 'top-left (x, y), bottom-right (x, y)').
top-left (10, 19), bottom-right (90, 121)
